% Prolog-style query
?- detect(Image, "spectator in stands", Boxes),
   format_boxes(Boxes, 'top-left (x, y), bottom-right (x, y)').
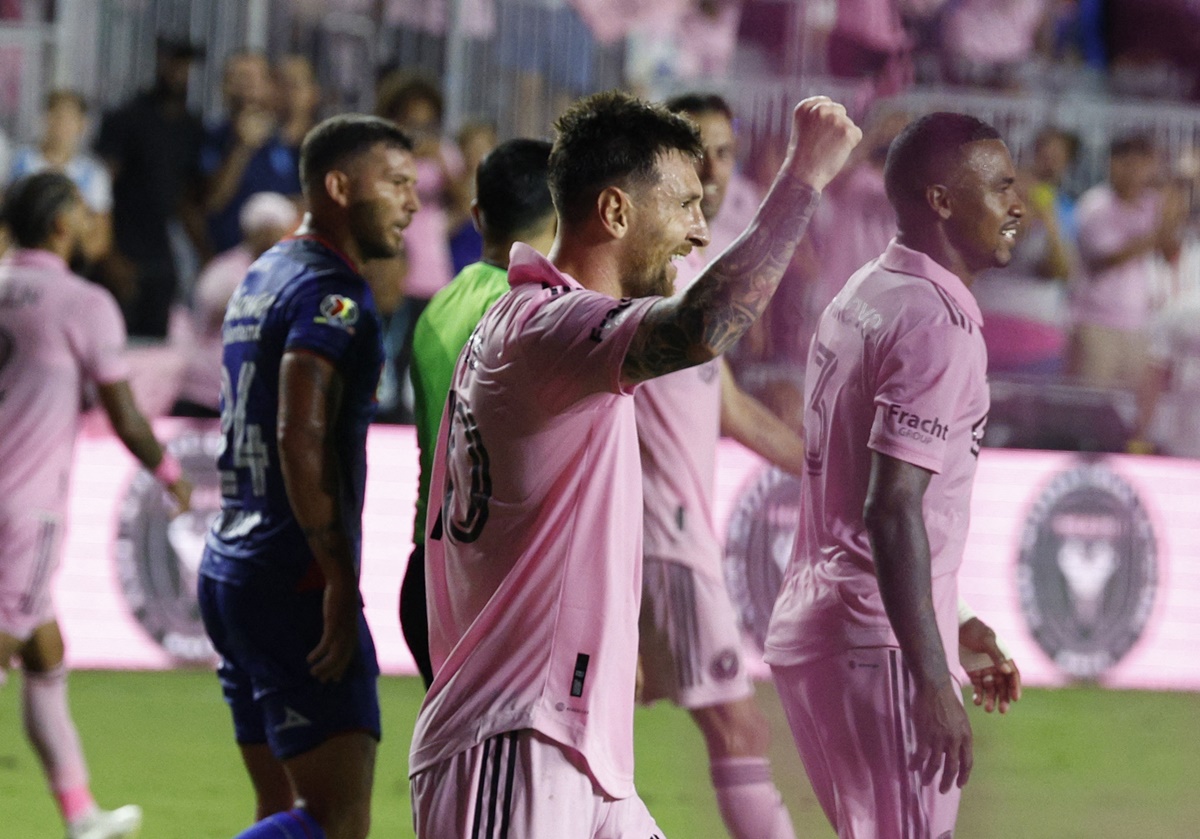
top-left (447, 119), bottom-right (496, 274)
top-left (1130, 293), bottom-right (1200, 457)
top-left (940, 0), bottom-right (1050, 89)
top-left (275, 54), bottom-right (322, 151)
top-left (1067, 134), bottom-right (1186, 387)
top-left (94, 37), bottom-right (207, 338)
top-left (1028, 125), bottom-right (1081, 240)
top-left (171, 192), bottom-right (299, 418)
top-left (373, 71), bottom-right (465, 422)
top-left (201, 51), bottom-right (301, 254)
top-left (826, 0), bottom-right (913, 95)
top-left (971, 126), bottom-right (1078, 375)
top-left (7, 90), bottom-right (112, 266)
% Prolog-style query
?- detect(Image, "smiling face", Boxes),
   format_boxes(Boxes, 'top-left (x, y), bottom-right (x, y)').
top-left (344, 142), bottom-right (421, 261)
top-left (618, 149), bottom-right (710, 299)
top-left (942, 139), bottom-right (1025, 275)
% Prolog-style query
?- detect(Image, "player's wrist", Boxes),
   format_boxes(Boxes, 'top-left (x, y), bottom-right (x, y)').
top-left (153, 452), bottom-right (183, 487)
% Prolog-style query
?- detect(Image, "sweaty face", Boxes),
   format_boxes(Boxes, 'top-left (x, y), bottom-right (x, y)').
top-left (688, 111), bottom-right (736, 223)
top-left (943, 139), bottom-right (1025, 275)
top-left (619, 150), bottom-right (710, 299)
top-left (345, 144), bottom-right (421, 261)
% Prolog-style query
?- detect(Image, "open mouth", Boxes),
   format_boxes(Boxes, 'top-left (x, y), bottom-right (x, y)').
top-left (1000, 224), bottom-right (1019, 243)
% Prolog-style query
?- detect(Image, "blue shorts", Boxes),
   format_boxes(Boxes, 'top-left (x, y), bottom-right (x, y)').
top-left (198, 572), bottom-right (381, 760)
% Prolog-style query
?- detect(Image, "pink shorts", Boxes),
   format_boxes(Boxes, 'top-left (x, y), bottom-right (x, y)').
top-left (771, 648), bottom-right (963, 839)
top-left (410, 729), bottom-right (665, 839)
top-left (639, 557), bottom-right (753, 709)
top-left (0, 510), bottom-right (62, 642)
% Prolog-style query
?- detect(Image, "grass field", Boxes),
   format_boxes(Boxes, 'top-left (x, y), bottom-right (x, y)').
top-left (2, 671), bottom-right (1197, 838)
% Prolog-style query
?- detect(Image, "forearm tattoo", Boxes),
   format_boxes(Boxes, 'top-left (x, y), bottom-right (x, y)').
top-left (624, 176), bottom-right (820, 382)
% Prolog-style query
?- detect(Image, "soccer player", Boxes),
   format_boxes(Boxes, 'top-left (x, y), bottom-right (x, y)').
top-left (634, 92), bottom-right (804, 839)
top-left (0, 171), bottom-right (192, 839)
top-left (402, 137), bottom-right (556, 688)
top-left (764, 112), bottom-right (1025, 838)
top-left (409, 91), bottom-right (860, 837)
top-left (197, 115), bottom-right (418, 839)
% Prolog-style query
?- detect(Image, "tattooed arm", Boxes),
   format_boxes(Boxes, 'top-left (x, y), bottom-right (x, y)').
top-left (623, 96), bottom-right (861, 384)
top-left (277, 349), bottom-right (359, 683)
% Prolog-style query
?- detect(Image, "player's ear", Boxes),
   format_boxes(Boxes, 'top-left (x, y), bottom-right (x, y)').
top-left (597, 186), bottom-right (632, 239)
top-left (323, 169), bottom-right (351, 208)
top-left (926, 183), bottom-right (952, 220)
top-left (469, 199), bottom-right (483, 234)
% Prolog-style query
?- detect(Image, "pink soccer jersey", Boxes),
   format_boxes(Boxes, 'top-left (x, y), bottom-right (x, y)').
top-left (635, 251), bottom-right (722, 568)
top-left (0, 249), bottom-right (130, 517)
top-left (409, 244), bottom-right (659, 800)
top-left (765, 240), bottom-right (989, 671)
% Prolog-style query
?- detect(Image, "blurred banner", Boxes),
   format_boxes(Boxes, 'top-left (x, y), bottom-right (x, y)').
top-left (57, 421), bottom-right (1199, 690)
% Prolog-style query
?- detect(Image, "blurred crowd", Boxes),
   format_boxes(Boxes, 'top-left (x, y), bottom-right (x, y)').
top-left (1, 1), bottom-right (1199, 457)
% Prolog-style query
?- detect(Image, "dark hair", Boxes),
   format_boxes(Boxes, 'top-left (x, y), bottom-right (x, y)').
top-left (375, 71), bottom-right (443, 124)
top-left (44, 89), bottom-right (87, 114)
top-left (476, 138), bottom-right (554, 242)
top-left (1110, 133), bottom-right (1154, 158)
top-left (549, 90), bottom-right (703, 225)
top-left (0, 172), bottom-right (79, 248)
top-left (884, 112), bottom-right (1003, 211)
top-left (664, 92), bottom-right (734, 122)
top-left (299, 114), bottom-right (413, 193)
top-left (1034, 126), bottom-right (1080, 162)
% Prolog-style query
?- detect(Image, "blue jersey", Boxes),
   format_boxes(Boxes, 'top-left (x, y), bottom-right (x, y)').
top-left (201, 236), bottom-right (383, 584)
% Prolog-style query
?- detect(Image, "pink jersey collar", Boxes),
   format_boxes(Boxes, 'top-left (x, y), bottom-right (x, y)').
top-left (4, 248), bottom-right (70, 275)
top-left (507, 242), bottom-right (584, 291)
top-left (880, 239), bottom-right (984, 327)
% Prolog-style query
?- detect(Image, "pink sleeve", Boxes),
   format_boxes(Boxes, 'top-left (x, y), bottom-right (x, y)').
top-left (73, 285), bottom-right (131, 385)
top-left (868, 322), bottom-right (976, 474)
top-left (522, 291), bottom-right (658, 412)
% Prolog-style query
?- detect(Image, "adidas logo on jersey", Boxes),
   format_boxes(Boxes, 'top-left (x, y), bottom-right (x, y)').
top-left (276, 706), bottom-right (312, 732)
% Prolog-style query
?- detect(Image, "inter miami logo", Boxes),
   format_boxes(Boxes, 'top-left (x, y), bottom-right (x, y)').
top-left (1017, 462), bottom-right (1157, 679)
top-left (115, 428), bottom-right (222, 663)
top-left (723, 466), bottom-right (802, 650)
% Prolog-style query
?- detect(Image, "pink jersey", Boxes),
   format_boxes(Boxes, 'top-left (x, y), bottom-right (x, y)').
top-left (765, 240), bottom-right (989, 669)
top-left (635, 251), bottom-right (722, 568)
top-left (0, 249), bottom-right (130, 516)
top-left (1070, 184), bottom-right (1164, 332)
top-left (410, 243), bottom-right (659, 799)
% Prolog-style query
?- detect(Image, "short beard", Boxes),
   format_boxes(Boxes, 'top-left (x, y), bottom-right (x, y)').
top-left (348, 199), bottom-right (400, 261)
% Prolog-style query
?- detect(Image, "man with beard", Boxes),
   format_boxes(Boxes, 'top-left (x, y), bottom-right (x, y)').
top-left (0, 172), bottom-right (192, 839)
top-left (198, 116), bottom-right (418, 839)
top-left (634, 92), bottom-right (804, 839)
top-left (410, 91), bottom-right (860, 838)
top-left (765, 112), bottom-right (1024, 839)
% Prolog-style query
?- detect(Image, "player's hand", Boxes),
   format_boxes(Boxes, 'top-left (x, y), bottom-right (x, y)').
top-left (235, 107), bottom-right (276, 150)
top-left (307, 582), bottom-right (359, 683)
top-left (166, 478), bottom-right (193, 517)
top-left (782, 96), bottom-right (862, 193)
top-left (911, 681), bottom-right (973, 794)
top-left (959, 616), bottom-right (1022, 714)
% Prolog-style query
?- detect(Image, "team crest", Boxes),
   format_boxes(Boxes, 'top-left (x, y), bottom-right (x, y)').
top-left (723, 466), bottom-right (803, 650)
top-left (1017, 461), bottom-right (1158, 680)
top-left (317, 294), bottom-right (359, 330)
top-left (710, 648), bottom-right (741, 681)
top-left (115, 429), bottom-right (222, 664)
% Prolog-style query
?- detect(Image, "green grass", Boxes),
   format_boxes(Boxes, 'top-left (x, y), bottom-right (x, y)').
top-left (2, 671), bottom-right (1197, 837)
